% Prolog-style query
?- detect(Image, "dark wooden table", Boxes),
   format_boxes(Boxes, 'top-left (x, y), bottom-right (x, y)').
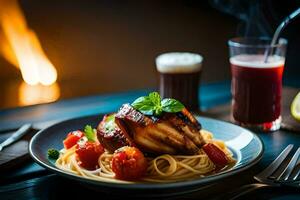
top-left (0, 81), bottom-right (300, 200)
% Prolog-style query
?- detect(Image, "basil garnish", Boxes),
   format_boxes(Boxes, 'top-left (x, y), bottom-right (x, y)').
top-left (84, 125), bottom-right (96, 142)
top-left (132, 92), bottom-right (184, 116)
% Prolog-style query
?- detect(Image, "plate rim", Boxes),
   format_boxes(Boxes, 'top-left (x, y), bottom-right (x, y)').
top-left (29, 114), bottom-right (264, 190)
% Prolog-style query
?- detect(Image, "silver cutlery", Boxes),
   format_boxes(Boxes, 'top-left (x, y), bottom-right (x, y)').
top-left (0, 123), bottom-right (32, 152)
top-left (224, 144), bottom-right (300, 200)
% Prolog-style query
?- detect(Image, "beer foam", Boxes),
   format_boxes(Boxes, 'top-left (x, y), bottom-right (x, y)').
top-left (156, 52), bottom-right (203, 73)
top-left (230, 54), bottom-right (285, 68)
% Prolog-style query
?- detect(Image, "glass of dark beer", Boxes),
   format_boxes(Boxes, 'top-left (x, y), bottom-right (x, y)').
top-left (156, 52), bottom-right (203, 111)
top-left (228, 38), bottom-right (287, 131)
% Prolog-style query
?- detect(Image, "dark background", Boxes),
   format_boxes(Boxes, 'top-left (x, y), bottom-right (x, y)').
top-left (0, 0), bottom-right (238, 108)
top-left (0, 0), bottom-right (299, 109)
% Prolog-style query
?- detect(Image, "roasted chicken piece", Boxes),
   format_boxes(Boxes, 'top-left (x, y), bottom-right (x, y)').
top-left (97, 114), bottom-right (132, 153)
top-left (114, 104), bottom-right (205, 155)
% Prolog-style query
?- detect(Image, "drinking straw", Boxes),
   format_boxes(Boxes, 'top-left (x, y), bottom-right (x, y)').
top-left (264, 8), bottom-right (300, 63)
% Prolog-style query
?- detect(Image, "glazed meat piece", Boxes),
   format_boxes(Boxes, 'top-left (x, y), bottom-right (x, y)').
top-left (161, 111), bottom-right (203, 147)
top-left (97, 114), bottom-right (132, 153)
top-left (114, 104), bottom-right (205, 155)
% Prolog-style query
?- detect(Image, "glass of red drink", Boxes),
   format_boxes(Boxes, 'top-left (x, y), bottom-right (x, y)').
top-left (228, 38), bottom-right (287, 131)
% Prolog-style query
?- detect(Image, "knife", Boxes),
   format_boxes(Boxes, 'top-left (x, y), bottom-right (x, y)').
top-left (0, 123), bottom-right (32, 152)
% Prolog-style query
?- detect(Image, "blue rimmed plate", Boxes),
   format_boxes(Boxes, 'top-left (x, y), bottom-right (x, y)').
top-left (29, 115), bottom-right (263, 197)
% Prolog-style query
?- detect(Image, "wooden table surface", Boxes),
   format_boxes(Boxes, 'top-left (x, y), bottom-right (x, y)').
top-left (0, 81), bottom-right (300, 200)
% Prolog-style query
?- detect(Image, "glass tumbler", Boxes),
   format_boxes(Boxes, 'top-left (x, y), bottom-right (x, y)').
top-left (228, 37), bottom-right (287, 131)
top-left (155, 52), bottom-right (203, 111)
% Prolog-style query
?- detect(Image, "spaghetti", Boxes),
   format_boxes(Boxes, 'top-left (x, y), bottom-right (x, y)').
top-left (55, 129), bottom-right (235, 183)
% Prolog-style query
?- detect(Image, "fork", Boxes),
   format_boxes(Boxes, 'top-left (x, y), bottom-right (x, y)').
top-left (222, 144), bottom-right (300, 200)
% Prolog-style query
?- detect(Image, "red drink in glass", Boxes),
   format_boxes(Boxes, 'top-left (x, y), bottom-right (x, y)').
top-left (230, 55), bottom-right (284, 125)
top-left (228, 37), bottom-right (287, 131)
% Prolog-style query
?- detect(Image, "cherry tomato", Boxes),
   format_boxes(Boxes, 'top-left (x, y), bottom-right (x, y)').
top-left (75, 140), bottom-right (104, 170)
top-left (111, 146), bottom-right (147, 180)
top-left (202, 143), bottom-right (228, 168)
top-left (63, 130), bottom-right (84, 149)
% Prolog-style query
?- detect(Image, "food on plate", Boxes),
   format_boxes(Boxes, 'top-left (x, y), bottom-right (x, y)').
top-left (48, 148), bottom-right (60, 159)
top-left (53, 92), bottom-right (235, 183)
top-left (75, 139), bottom-right (104, 170)
top-left (63, 130), bottom-right (85, 149)
top-left (114, 104), bottom-right (205, 155)
top-left (111, 146), bottom-right (147, 180)
top-left (202, 143), bottom-right (228, 168)
top-left (97, 114), bottom-right (131, 152)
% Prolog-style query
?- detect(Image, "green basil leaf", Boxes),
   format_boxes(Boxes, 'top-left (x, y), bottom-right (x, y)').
top-left (149, 92), bottom-right (161, 106)
top-left (132, 96), bottom-right (153, 108)
top-left (154, 105), bottom-right (163, 116)
top-left (84, 125), bottom-right (96, 142)
top-left (132, 95), bottom-right (157, 115)
top-left (161, 98), bottom-right (185, 113)
top-left (131, 92), bottom-right (185, 116)
top-left (136, 104), bottom-right (155, 115)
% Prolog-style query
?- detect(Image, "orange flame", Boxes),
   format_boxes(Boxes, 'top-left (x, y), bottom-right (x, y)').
top-left (0, 0), bottom-right (57, 86)
top-left (18, 82), bottom-right (60, 106)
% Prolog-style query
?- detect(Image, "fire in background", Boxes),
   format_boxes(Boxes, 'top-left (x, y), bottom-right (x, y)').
top-left (0, 0), bottom-right (59, 105)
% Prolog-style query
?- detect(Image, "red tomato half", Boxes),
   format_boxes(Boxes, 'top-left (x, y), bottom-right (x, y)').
top-left (75, 141), bottom-right (104, 170)
top-left (63, 130), bottom-right (84, 149)
top-left (203, 143), bottom-right (228, 168)
top-left (111, 146), bottom-right (147, 180)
